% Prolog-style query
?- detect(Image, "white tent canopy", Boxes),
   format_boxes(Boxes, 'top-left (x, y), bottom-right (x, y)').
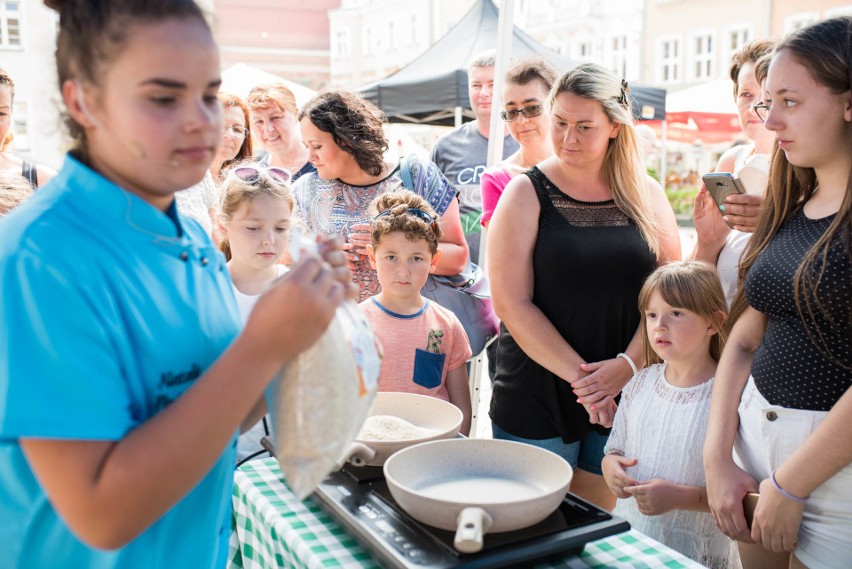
top-left (220, 63), bottom-right (317, 108)
top-left (666, 79), bottom-right (738, 115)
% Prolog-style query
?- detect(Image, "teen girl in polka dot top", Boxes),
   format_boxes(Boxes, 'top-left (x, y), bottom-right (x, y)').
top-left (704, 17), bottom-right (852, 569)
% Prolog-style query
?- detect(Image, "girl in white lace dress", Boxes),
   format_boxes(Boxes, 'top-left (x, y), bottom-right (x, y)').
top-left (602, 261), bottom-right (741, 569)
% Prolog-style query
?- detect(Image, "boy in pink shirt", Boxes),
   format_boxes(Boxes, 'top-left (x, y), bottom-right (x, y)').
top-left (359, 190), bottom-right (472, 434)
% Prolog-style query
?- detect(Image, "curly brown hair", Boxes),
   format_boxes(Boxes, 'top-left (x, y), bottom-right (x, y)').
top-left (369, 190), bottom-right (442, 254)
top-left (297, 90), bottom-right (388, 177)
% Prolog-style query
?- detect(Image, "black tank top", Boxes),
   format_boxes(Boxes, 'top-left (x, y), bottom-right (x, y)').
top-left (489, 167), bottom-right (657, 443)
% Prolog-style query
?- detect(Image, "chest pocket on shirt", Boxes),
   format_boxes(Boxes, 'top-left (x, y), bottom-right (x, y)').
top-left (413, 349), bottom-right (445, 389)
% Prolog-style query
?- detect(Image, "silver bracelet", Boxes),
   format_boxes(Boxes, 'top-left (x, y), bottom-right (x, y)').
top-left (617, 352), bottom-right (638, 375)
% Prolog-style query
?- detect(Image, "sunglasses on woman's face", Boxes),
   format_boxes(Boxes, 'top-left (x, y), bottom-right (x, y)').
top-left (500, 104), bottom-right (544, 122)
top-left (231, 166), bottom-right (292, 185)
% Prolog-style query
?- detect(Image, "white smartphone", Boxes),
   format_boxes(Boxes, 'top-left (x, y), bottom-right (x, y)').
top-left (702, 172), bottom-right (746, 228)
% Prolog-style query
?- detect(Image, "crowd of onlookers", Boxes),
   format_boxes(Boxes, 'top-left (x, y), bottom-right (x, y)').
top-left (0, 2), bottom-right (849, 569)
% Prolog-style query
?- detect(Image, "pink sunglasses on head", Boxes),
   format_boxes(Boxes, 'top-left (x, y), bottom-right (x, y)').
top-left (230, 165), bottom-right (292, 185)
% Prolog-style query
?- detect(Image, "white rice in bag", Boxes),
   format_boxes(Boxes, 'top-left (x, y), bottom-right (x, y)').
top-left (267, 233), bottom-right (381, 499)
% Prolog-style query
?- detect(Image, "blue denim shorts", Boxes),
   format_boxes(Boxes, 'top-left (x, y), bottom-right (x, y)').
top-left (491, 424), bottom-right (608, 475)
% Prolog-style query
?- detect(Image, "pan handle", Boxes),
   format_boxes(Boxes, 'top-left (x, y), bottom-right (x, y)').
top-left (454, 507), bottom-right (493, 554)
top-left (337, 442), bottom-right (377, 468)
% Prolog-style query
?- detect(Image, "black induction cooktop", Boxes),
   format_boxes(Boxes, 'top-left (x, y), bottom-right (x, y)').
top-left (311, 464), bottom-right (630, 569)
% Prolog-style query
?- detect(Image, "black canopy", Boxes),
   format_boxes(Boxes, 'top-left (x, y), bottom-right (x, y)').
top-left (360, 0), bottom-right (666, 126)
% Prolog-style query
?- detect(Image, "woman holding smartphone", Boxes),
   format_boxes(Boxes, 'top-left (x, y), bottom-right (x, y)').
top-left (692, 39), bottom-right (775, 307)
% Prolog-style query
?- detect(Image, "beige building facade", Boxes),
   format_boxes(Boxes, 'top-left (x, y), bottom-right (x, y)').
top-left (516, 0), bottom-right (645, 81)
top-left (328, 0), bottom-right (477, 88)
top-left (212, 0), bottom-right (341, 90)
top-left (643, 0), bottom-right (852, 90)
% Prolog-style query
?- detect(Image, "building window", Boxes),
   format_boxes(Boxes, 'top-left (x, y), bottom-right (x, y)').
top-left (333, 29), bottom-right (350, 59)
top-left (657, 36), bottom-right (681, 84)
top-left (783, 12), bottom-right (819, 35)
top-left (690, 32), bottom-right (714, 81)
top-left (0, 1), bottom-right (21, 48)
top-left (409, 14), bottom-right (418, 46)
top-left (724, 25), bottom-right (750, 64)
top-left (388, 20), bottom-right (395, 50)
top-left (362, 26), bottom-right (373, 56)
top-left (576, 40), bottom-right (593, 60)
top-left (609, 35), bottom-right (628, 79)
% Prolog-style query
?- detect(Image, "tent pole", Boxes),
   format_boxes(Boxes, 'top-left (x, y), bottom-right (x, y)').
top-left (469, 0), bottom-right (514, 439)
top-left (454, 106), bottom-right (463, 128)
top-left (660, 120), bottom-right (668, 191)
top-left (486, 0), bottom-right (513, 173)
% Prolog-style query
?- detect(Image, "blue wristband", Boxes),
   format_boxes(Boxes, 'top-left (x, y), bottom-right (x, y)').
top-left (770, 470), bottom-right (808, 504)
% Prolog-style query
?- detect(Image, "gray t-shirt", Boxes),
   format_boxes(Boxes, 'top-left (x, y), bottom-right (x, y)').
top-left (430, 121), bottom-right (519, 264)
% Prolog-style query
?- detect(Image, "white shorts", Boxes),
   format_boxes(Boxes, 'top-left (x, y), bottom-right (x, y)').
top-left (734, 377), bottom-right (852, 569)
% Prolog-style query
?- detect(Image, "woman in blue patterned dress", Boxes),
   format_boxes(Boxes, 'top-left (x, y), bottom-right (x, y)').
top-left (294, 90), bottom-right (468, 301)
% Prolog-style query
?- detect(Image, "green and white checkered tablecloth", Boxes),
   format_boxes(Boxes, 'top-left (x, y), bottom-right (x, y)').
top-left (228, 458), bottom-right (706, 569)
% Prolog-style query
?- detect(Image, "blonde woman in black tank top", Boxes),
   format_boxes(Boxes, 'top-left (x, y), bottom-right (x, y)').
top-left (487, 63), bottom-right (681, 510)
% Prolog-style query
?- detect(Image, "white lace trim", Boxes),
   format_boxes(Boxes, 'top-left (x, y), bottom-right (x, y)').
top-left (605, 364), bottom-right (740, 568)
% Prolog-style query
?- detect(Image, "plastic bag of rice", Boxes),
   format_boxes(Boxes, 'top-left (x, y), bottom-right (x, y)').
top-left (266, 233), bottom-right (382, 499)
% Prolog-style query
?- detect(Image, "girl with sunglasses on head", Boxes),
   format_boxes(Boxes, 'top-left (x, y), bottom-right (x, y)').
top-left (0, 2), bottom-right (353, 567)
top-left (481, 57), bottom-right (558, 230)
top-left (219, 164), bottom-right (295, 463)
top-left (295, 89), bottom-right (468, 302)
top-left (704, 17), bottom-right (852, 569)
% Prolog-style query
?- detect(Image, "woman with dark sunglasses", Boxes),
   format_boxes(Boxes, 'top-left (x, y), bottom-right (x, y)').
top-left (294, 90), bottom-right (468, 302)
top-left (481, 57), bottom-right (557, 230)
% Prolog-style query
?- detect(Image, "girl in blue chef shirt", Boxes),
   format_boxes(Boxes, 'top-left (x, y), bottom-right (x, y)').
top-left (0, 2), bottom-right (353, 568)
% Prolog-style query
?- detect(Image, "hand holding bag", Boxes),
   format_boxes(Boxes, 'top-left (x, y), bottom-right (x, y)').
top-left (398, 155), bottom-right (499, 355)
